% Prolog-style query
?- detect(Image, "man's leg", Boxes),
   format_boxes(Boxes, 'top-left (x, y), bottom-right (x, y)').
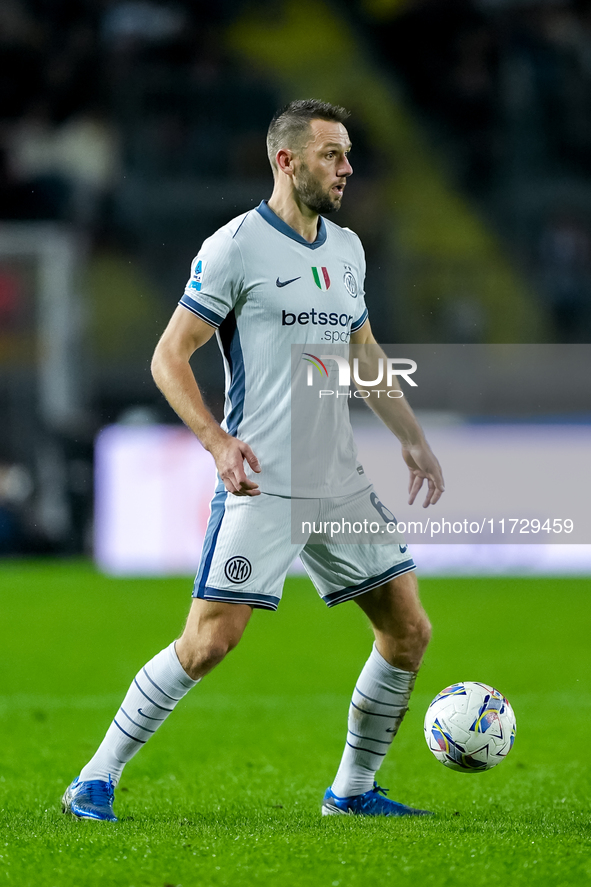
top-left (324, 570), bottom-right (431, 815)
top-left (175, 598), bottom-right (253, 680)
top-left (63, 599), bottom-right (251, 820)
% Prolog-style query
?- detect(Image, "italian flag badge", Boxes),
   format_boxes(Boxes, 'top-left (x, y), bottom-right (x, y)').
top-left (312, 266), bottom-right (331, 290)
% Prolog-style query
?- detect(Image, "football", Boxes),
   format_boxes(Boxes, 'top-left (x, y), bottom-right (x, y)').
top-left (424, 681), bottom-right (516, 772)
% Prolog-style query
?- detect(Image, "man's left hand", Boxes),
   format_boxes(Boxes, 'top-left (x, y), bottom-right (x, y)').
top-left (402, 444), bottom-right (445, 508)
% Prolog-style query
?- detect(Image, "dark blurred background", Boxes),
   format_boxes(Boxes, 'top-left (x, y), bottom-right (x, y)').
top-left (1, 0), bottom-right (591, 557)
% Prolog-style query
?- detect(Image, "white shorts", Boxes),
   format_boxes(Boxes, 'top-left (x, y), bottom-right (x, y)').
top-left (193, 482), bottom-right (415, 611)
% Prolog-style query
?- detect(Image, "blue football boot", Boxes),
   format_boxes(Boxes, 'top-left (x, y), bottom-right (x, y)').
top-left (322, 782), bottom-right (432, 817)
top-left (62, 776), bottom-right (118, 822)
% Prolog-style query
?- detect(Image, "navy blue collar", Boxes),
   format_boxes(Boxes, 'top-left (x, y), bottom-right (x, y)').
top-left (256, 200), bottom-right (327, 249)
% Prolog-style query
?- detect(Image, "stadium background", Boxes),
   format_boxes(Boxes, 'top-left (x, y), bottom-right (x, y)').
top-left (1, 0), bottom-right (591, 560)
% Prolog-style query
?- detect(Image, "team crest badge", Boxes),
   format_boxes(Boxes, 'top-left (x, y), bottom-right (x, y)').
top-left (311, 266), bottom-right (330, 290)
top-left (224, 556), bottom-right (252, 584)
top-left (343, 265), bottom-right (358, 297)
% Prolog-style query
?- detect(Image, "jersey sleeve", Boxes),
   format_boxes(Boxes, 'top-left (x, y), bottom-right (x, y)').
top-left (179, 229), bottom-right (244, 328)
top-left (349, 232), bottom-right (368, 333)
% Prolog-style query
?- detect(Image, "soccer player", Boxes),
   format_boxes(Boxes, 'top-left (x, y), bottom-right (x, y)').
top-left (63, 99), bottom-right (444, 821)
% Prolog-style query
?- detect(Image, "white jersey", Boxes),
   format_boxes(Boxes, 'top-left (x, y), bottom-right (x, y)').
top-left (180, 200), bottom-right (370, 497)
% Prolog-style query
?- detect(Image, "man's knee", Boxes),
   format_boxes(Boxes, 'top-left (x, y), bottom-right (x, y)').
top-left (356, 572), bottom-right (431, 671)
top-left (180, 635), bottom-right (235, 678)
top-left (176, 600), bottom-right (251, 680)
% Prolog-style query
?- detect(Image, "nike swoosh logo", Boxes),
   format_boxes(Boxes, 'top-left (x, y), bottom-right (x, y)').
top-left (276, 276), bottom-right (301, 287)
top-left (138, 708), bottom-right (166, 721)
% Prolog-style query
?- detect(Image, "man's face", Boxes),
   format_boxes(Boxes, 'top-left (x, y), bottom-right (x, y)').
top-left (293, 119), bottom-right (353, 214)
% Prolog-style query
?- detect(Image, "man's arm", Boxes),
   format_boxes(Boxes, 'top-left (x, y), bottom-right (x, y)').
top-left (151, 305), bottom-right (261, 496)
top-left (350, 320), bottom-right (444, 507)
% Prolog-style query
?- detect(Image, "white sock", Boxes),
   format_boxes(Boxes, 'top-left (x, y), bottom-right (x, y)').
top-left (331, 643), bottom-right (416, 798)
top-left (79, 642), bottom-right (198, 786)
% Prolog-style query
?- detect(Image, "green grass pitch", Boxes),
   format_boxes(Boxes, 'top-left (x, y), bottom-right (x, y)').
top-left (1, 560), bottom-right (590, 886)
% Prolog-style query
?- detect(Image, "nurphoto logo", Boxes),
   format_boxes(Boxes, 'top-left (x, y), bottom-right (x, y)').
top-left (302, 352), bottom-right (418, 399)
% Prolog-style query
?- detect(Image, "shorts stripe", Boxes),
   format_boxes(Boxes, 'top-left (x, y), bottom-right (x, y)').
top-left (196, 585), bottom-right (280, 611)
top-left (194, 482), bottom-right (228, 594)
top-left (323, 558), bottom-right (416, 608)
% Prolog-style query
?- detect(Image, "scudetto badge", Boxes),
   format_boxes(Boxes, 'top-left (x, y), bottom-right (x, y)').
top-left (224, 556), bottom-right (252, 584)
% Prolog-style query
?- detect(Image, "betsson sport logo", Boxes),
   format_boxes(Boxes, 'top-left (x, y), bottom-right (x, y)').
top-left (302, 352), bottom-right (418, 399)
top-left (282, 309), bottom-right (354, 342)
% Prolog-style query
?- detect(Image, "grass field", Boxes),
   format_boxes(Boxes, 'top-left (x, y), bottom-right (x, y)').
top-left (1, 560), bottom-right (590, 886)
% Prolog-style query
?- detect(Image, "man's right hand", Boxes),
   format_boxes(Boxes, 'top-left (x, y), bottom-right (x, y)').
top-left (208, 431), bottom-right (261, 497)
